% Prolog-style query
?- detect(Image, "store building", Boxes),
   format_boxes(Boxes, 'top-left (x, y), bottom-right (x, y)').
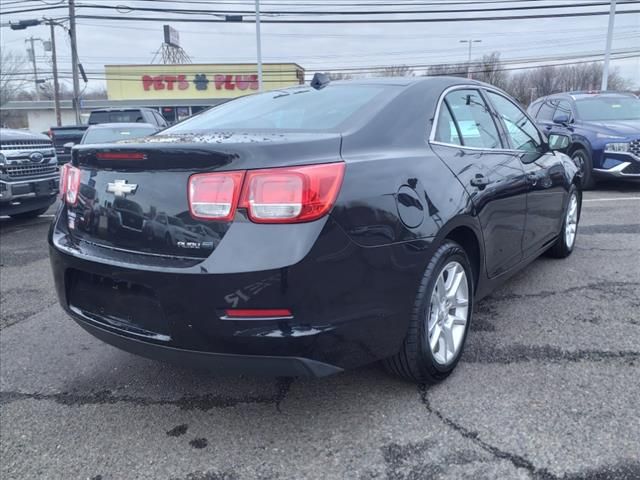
top-left (2, 62), bottom-right (305, 131)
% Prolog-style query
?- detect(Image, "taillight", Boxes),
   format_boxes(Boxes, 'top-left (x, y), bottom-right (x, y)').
top-left (62, 165), bottom-right (81, 206)
top-left (59, 163), bottom-right (69, 199)
top-left (239, 162), bottom-right (344, 223)
top-left (188, 171), bottom-right (245, 221)
top-left (224, 309), bottom-right (293, 319)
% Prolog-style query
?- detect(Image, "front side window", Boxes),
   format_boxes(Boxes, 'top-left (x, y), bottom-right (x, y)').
top-left (443, 89), bottom-right (502, 149)
top-left (536, 101), bottom-right (557, 122)
top-left (487, 91), bottom-right (542, 152)
top-left (555, 100), bottom-right (573, 121)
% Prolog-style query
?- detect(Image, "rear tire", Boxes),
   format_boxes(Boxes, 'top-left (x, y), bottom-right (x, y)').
top-left (383, 240), bottom-right (474, 383)
top-left (9, 207), bottom-right (48, 220)
top-left (572, 149), bottom-right (595, 190)
top-left (548, 186), bottom-right (580, 259)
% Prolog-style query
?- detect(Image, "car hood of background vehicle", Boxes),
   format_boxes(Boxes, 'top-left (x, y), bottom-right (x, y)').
top-left (0, 128), bottom-right (51, 142)
top-left (586, 120), bottom-right (640, 137)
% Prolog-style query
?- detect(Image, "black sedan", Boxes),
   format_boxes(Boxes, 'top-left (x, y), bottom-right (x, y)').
top-left (50, 76), bottom-right (580, 383)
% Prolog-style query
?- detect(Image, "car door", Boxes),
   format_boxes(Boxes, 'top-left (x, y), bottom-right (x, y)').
top-left (484, 90), bottom-right (567, 256)
top-left (431, 87), bottom-right (528, 278)
top-left (535, 99), bottom-right (559, 137)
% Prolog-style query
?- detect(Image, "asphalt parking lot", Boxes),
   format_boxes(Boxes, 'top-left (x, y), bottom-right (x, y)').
top-left (1, 182), bottom-right (639, 480)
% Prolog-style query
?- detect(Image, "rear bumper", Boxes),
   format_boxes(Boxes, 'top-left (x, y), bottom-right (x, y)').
top-left (49, 212), bottom-right (429, 375)
top-left (74, 314), bottom-right (343, 377)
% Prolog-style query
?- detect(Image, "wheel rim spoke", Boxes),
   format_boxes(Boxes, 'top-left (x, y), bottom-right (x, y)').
top-left (426, 260), bottom-right (470, 366)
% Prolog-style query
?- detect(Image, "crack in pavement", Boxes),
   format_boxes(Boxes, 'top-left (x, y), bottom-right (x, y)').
top-left (419, 385), bottom-right (640, 480)
top-left (488, 281), bottom-right (639, 303)
top-left (461, 344), bottom-right (640, 365)
top-left (0, 377), bottom-right (294, 411)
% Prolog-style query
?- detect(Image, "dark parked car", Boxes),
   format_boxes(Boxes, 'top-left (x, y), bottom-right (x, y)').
top-left (1, 128), bottom-right (59, 218)
top-left (49, 125), bottom-right (89, 164)
top-left (50, 77), bottom-right (580, 383)
top-left (528, 91), bottom-right (640, 188)
top-left (88, 108), bottom-right (168, 128)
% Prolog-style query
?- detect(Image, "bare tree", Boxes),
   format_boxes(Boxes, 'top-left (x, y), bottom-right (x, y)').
top-left (472, 52), bottom-right (509, 90)
top-left (1, 51), bottom-right (29, 107)
top-left (424, 62), bottom-right (467, 77)
top-left (327, 72), bottom-right (354, 81)
top-left (377, 65), bottom-right (414, 77)
top-left (1, 51), bottom-right (31, 127)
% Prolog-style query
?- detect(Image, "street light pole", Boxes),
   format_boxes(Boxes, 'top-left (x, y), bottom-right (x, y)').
top-left (460, 39), bottom-right (482, 79)
top-left (601, 0), bottom-right (617, 91)
top-left (255, 0), bottom-right (263, 92)
top-left (26, 36), bottom-right (40, 100)
top-left (48, 20), bottom-right (62, 126)
top-left (68, 0), bottom-right (81, 123)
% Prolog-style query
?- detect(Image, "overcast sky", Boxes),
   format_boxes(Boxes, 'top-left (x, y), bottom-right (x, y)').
top-left (1, 0), bottom-right (639, 91)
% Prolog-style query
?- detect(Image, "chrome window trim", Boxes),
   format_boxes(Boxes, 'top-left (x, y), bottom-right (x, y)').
top-left (428, 84), bottom-right (548, 155)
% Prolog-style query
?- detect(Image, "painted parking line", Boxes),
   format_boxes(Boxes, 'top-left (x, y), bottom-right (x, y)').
top-left (583, 197), bottom-right (640, 203)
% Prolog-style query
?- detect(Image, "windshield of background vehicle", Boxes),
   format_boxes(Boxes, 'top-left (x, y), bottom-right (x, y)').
top-left (82, 126), bottom-right (156, 144)
top-left (164, 85), bottom-right (387, 132)
top-left (575, 96), bottom-right (640, 121)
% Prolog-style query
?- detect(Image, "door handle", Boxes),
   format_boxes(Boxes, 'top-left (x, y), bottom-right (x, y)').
top-left (470, 174), bottom-right (490, 190)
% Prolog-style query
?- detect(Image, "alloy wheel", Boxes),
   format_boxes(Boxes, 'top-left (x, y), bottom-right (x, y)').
top-left (427, 261), bottom-right (469, 366)
top-left (565, 193), bottom-right (578, 248)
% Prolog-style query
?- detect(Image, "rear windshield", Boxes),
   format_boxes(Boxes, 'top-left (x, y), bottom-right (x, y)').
top-left (575, 96), bottom-right (640, 121)
top-left (89, 110), bottom-right (145, 124)
top-left (82, 126), bottom-right (156, 144)
top-left (165, 85), bottom-right (387, 132)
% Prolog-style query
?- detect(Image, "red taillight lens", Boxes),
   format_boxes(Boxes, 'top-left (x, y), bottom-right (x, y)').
top-left (59, 163), bottom-right (69, 199)
top-left (96, 152), bottom-right (146, 161)
top-left (239, 162), bottom-right (344, 223)
top-left (64, 165), bottom-right (81, 206)
top-left (188, 171), bottom-right (245, 221)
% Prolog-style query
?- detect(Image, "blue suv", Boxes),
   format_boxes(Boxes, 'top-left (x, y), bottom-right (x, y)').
top-left (528, 92), bottom-right (639, 188)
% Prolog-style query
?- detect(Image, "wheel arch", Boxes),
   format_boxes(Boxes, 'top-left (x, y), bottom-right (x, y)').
top-left (434, 217), bottom-right (485, 291)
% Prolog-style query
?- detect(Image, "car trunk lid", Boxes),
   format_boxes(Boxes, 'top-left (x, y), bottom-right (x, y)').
top-left (66, 131), bottom-right (342, 259)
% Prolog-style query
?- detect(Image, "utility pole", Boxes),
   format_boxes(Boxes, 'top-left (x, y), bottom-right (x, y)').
top-left (255, 0), bottom-right (263, 91)
top-left (601, 0), bottom-right (616, 91)
top-left (68, 0), bottom-right (81, 124)
top-left (26, 36), bottom-right (40, 100)
top-left (460, 39), bottom-right (482, 79)
top-left (48, 20), bottom-right (62, 126)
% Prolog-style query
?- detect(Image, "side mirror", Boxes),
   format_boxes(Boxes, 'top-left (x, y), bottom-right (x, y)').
top-left (548, 133), bottom-right (570, 151)
top-left (63, 142), bottom-right (75, 149)
top-left (553, 112), bottom-right (570, 125)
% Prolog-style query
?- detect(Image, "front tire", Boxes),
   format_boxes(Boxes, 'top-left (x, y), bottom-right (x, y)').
top-left (572, 149), bottom-right (595, 190)
top-left (548, 186), bottom-right (580, 258)
top-left (384, 240), bottom-right (473, 383)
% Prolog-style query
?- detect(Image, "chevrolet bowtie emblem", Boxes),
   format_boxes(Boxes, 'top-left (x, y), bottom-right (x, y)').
top-left (106, 179), bottom-right (138, 197)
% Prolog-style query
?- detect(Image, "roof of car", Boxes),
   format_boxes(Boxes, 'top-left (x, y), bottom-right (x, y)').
top-left (90, 107), bottom-right (156, 112)
top-left (542, 91), bottom-right (637, 101)
top-left (87, 122), bottom-right (156, 129)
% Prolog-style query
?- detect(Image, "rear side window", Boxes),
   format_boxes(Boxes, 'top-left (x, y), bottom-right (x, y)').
top-left (536, 101), bottom-right (557, 121)
top-left (442, 89), bottom-right (501, 149)
top-left (165, 85), bottom-right (388, 132)
top-left (89, 110), bottom-right (143, 124)
top-left (486, 91), bottom-right (542, 152)
top-left (434, 103), bottom-right (462, 145)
